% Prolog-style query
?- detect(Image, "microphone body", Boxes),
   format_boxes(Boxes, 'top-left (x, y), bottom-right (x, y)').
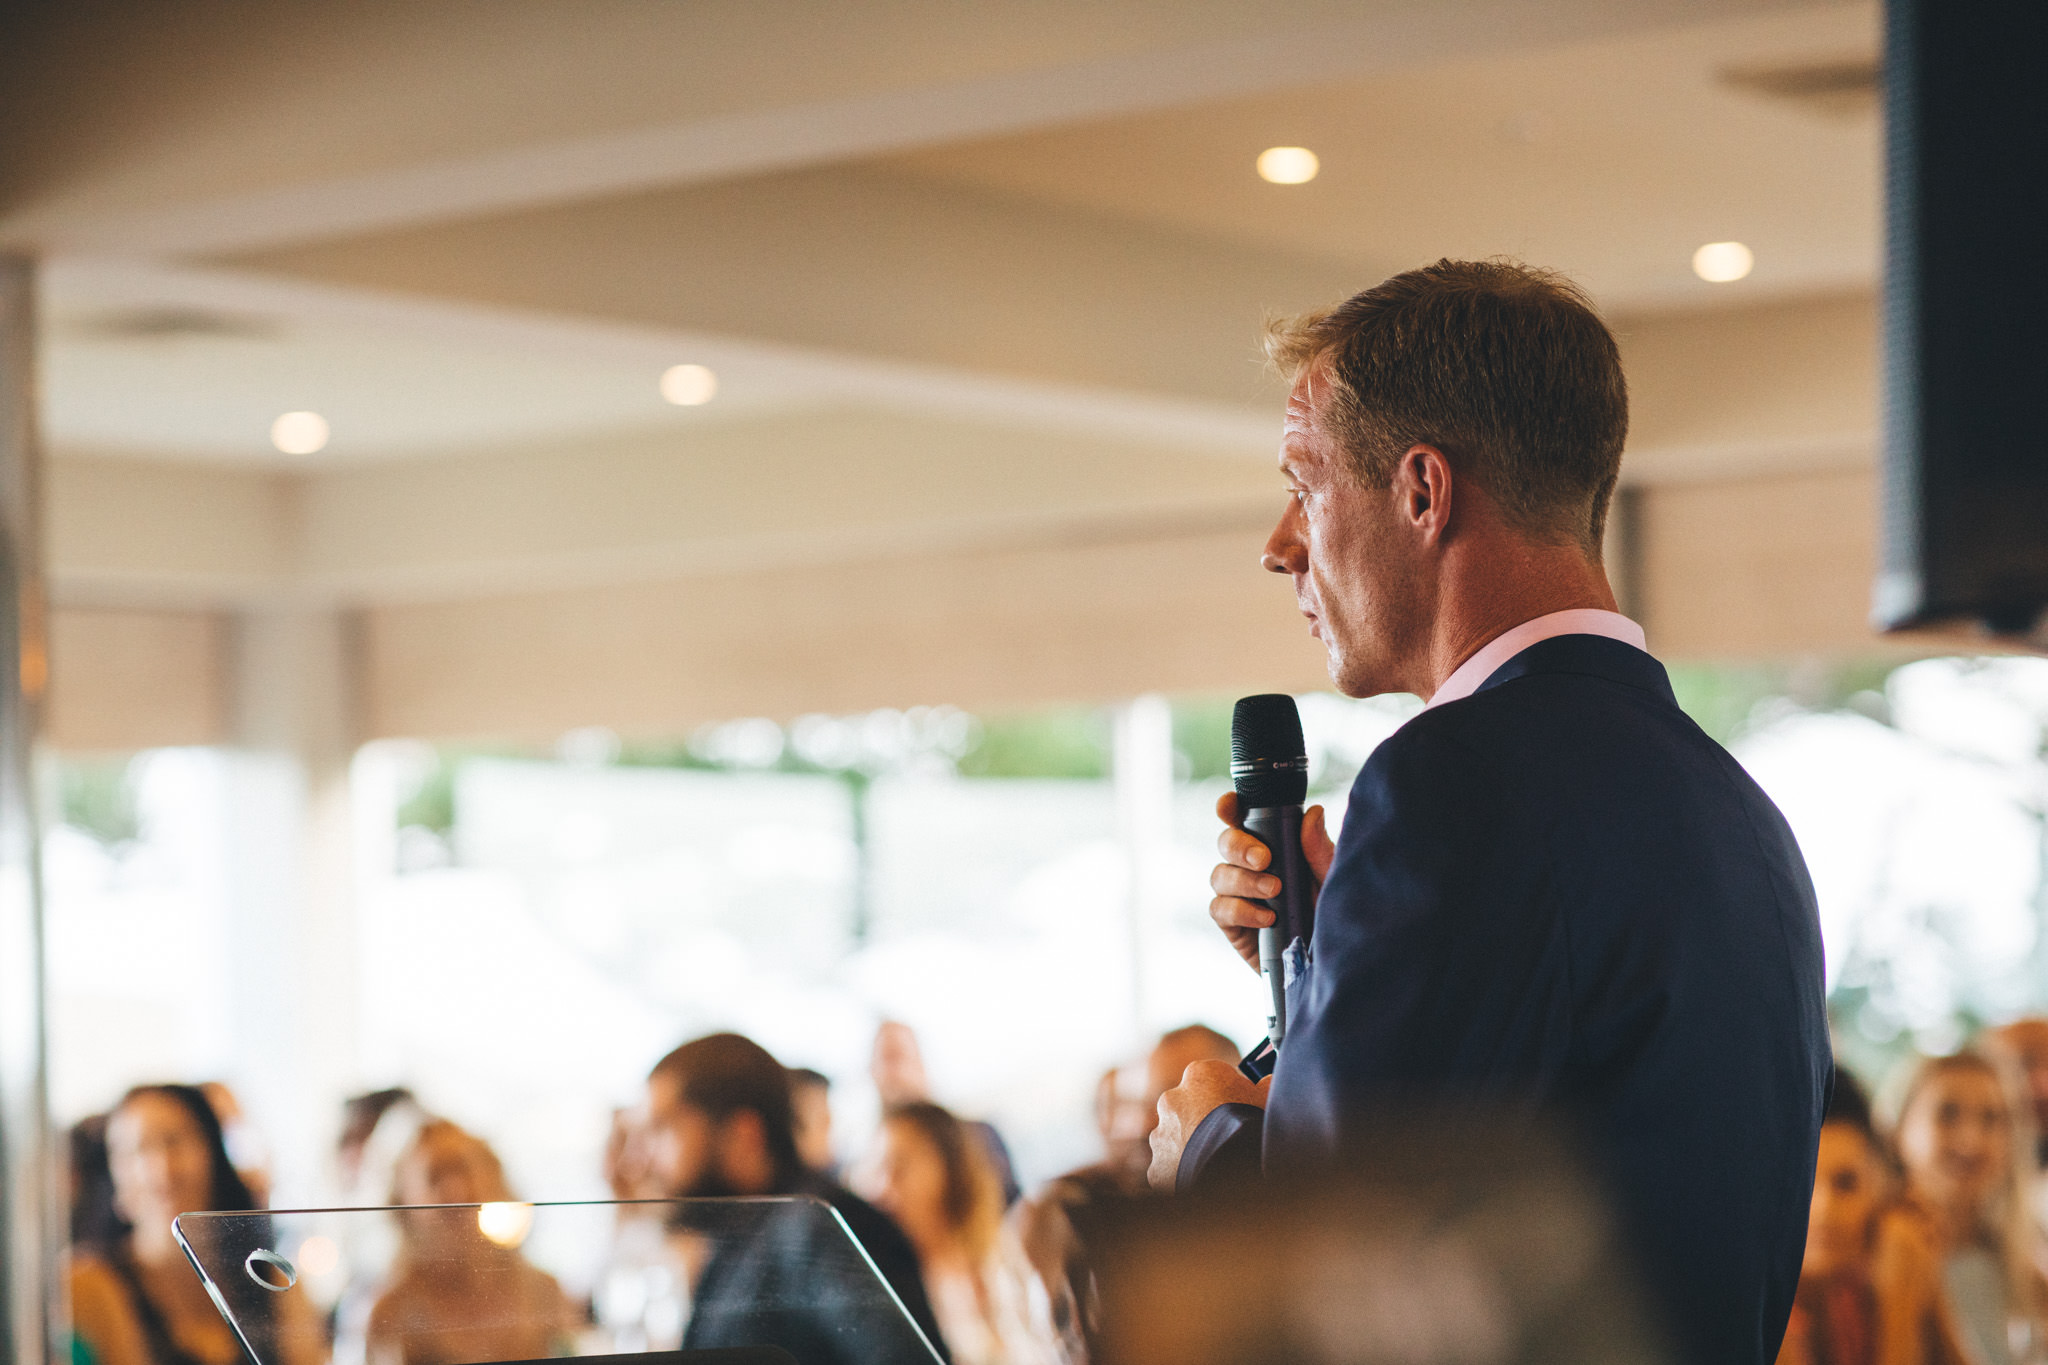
top-left (1231, 695), bottom-right (1317, 1071)
top-left (1243, 802), bottom-right (1316, 1044)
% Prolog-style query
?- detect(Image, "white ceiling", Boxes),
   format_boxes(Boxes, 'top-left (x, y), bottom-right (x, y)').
top-left (9, 0), bottom-right (1886, 636)
top-left (37, 258), bottom-right (1281, 466)
top-left (41, 259), bottom-right (830, 464)
top-left (892, 4), bottom-right (1879, 312)
top-left (7, 0), bottom-right (1877, 472)
top-left (5, 0), bottom-right (1908, 739)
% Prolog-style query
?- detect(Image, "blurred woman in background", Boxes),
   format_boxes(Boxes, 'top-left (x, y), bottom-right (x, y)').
top-left (1887, 1050), bottom-right (2046, 1365)
top-left (1778, 1069), bottom-right (1960, 1365)
top-left (68, 1084), bottom-right (306, 1365)
top-left (366, 1119), bottom-right (576, 1365)
top-left (868, 1101), bottom-right (1048, 1365)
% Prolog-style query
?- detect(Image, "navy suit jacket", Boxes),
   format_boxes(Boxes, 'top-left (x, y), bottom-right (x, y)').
top-left (1184, 635), bottom-right (1830, 1365)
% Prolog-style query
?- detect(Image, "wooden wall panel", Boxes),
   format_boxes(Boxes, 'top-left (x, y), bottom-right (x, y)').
top-left (1639, 468), bottom-right (1883, 659)
top-left (361, 524), bottom-right (1332, 741)
top-left (46, 607), bottom-right (228, 751)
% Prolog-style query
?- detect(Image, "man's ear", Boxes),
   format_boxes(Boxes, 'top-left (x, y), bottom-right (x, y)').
top-left (1398, 443), bottom-right (1455, 541)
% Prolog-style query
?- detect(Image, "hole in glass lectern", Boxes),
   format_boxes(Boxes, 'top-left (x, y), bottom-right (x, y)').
top-left (243, 1247), bottom-right (297, 1291)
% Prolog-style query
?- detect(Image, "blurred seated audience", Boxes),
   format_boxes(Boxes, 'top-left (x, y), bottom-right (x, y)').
top-left (197, 1082), bottom-right (271, 1209)
top-left (1011, 1165), bottom-right (1124, 1365)
top-left (1008, 1026), bottom-right (1238, 1365)
top-left (645, 1032), bottom-right (950, 1361)
top-left (788, 1067), bottom-right (838, 1176)
top-left (365, 1120), bottom-right (576, 1365)
top-left (1093, 1025), bottom-right (1238, 1191)
top-left (873, 1020), bottom-right (1020, 1206)
top-left (867, 1101), bottom-right (1050, 1365)
top-left (1985, 1020), bottom-right (2048, 1172)
top-left (591, 1102), bottom-right (690, 1353)
top-left (329, 1089), bottom-right (433, 1365)
top-left (69, 1114), bottom-right (113, 1247)
top-left (70, 1084), bottom-right (317, 1365)
top-left (336, 1087), bottom-right (425, 1206)
top-left (1885, 1050), bottom-right (2046, 1364)
top-left (1778, 1069), bottom-right (1959, 1365)
top-left (602, 1104), bottom-right (664, 1203)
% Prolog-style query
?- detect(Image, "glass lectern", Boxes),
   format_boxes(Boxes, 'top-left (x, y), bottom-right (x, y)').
top-left (173, 1198), bottom-right (944, 1365)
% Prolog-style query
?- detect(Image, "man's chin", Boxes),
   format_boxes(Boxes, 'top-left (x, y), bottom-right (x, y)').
top-left (1326, 647), bottom-right (1404, 701)
top-left (1324, 643), bottom-right (1368, 698)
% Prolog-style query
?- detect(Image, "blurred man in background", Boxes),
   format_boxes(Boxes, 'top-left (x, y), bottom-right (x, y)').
top-left (1012, 1025), bottom-right (1240, 1365)
top-left (1094, 1026), bottom-right (1238, 1190)
top-left (787, 1067), bottom-right (838, 1177)
top-left (646, 1033), bottom-right (947, 1359)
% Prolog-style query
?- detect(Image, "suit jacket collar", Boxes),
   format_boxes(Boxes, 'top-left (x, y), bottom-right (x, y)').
top-left (1473, 633), bottom-right (1676, 705)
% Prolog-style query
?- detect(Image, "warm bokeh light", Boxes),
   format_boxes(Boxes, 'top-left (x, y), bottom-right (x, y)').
top-left (1692, 241), bottom-right (1755, 283)
top-left (294, 1235), bottom-right (340, 1277)
top-left (270, 410), bottom-right (330, 454)
top-left (660, 363), bottom-right (718, 406)
top-left (477, 1201), bottom-right (534, 1248)
top-left (1256, 146), bottom-right (1320, 185)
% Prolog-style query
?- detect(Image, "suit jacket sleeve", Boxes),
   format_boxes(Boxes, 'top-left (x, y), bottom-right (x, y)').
top-left (1176, 1102), bottom-right (1266, 1193)
top-left (1264, 716), bottom-right (1568, 1167)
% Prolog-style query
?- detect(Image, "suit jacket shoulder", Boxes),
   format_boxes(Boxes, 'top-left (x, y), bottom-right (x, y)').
top-left (1264, 633), bottom-right (1830, 1365)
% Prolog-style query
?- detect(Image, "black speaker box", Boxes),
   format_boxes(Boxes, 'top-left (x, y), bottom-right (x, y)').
top-left (1876, 0), bottom-right (2048, 637)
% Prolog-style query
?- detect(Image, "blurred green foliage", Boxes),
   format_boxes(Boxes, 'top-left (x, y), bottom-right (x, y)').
top-left (395, 744), bottom-right (535, 835)
top-left (58, 756), bottom-right (141, 849)
top-left (396, 756), bottom-right (459, 834)
top-left (1171, 696), bottom-right (1237, 783)
top-left (1666, 657), bottom-right (1902, 745)
top-left (615, 741), bottom-right (718, 771)
top-left (956, 706), bottom-right (1111, 779)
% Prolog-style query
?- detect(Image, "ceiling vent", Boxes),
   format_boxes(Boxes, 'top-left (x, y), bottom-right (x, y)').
top-left (1720, 56), bottom-right (1879, 119)
top-left (59, 305), bottom-right (281, 342)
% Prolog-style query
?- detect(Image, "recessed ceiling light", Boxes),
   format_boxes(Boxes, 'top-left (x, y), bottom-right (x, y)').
top-left (1257, 146), bottom-right (1320, 185)
top-left (660, 363), bottom-right (718, 406)
top-left (270, 410), bottom-right (329, 454)
top-left (1692, 241), bottom-right (1755, 283)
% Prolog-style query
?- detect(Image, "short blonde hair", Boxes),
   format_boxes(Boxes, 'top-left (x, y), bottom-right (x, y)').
top-left (1265, 258), bottom-right (1628, 555)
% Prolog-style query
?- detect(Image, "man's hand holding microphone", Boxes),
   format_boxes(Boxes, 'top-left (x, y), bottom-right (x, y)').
top-left (1148, 696), bottom-right (1336, 1192)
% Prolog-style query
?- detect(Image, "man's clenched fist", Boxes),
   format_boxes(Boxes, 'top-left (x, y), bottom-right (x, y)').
top-left (1148, 1059), bottom-right (1269, 1192)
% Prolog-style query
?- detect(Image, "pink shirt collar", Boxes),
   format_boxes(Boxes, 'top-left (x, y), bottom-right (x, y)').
top-left (1424, 609), bottom-right (1648, 710)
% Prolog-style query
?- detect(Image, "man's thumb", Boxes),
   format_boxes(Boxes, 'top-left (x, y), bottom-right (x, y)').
top-left (1303, 804), bottom-right (1335, 880)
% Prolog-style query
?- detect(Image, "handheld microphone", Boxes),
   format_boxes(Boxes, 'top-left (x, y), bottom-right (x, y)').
top-left (1231, 694), bottom-right (1317, 1075)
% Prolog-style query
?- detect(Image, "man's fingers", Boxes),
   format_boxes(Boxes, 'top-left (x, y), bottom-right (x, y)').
top-left (1210, 861), bottom-right (1279, 904)
top-left (1215, 823), bottom-right (1270, 871)
top-left (1210, 899), bottom-right (1268, 969)
top-left (1209, 893), bottom-right (1273, 930)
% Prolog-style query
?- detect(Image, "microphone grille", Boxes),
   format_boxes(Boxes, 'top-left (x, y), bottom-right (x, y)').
top-left (1231, 694), bottom-right (1309, 807)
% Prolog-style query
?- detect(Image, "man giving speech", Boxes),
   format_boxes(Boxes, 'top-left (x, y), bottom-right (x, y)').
top-left (1150, 260), bottom-right (1829, 1365)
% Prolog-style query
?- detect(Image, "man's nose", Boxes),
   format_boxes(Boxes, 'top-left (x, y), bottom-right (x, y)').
top-left (1261, 510), bottom-right (1306, 575)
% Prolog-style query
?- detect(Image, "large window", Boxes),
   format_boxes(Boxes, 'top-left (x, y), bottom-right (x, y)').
top-left (45, 658), bottom-right (2048, 1203)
